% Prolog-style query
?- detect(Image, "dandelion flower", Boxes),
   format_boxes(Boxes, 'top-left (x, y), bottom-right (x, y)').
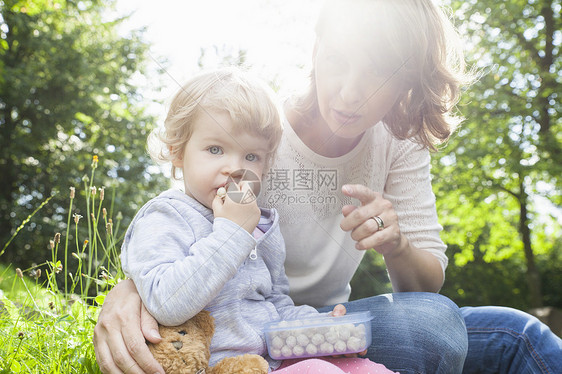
top-left (69, 186), bottom-right (75, 199)
top-left (73, 213), bottom-right (83, 224)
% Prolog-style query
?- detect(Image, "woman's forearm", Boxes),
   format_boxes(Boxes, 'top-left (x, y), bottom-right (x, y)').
top-left (383, 234), bottom-right (444, 293)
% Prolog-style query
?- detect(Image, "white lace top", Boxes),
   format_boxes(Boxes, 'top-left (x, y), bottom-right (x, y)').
top-left (258, 120), bottom-right (448, 308)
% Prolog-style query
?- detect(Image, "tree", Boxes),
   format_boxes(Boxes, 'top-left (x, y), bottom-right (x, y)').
top-left (433, 0), bottom-right (561, 308)
top-left (0, 0), bottom-right (169, 271)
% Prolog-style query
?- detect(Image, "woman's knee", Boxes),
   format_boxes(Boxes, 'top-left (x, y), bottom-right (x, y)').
top-left (355, 293), bottom-right (467, 373)
top-left (406, 293), bottom-right (468, 354)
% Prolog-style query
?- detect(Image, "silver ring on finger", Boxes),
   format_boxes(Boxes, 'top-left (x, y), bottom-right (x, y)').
top-left (371, 216), bottom-right (384, 231)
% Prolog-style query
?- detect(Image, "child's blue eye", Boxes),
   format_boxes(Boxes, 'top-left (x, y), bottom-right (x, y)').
top-left (208, 146), bottom-right (222, 155)
top-left (246, 153), bottom-right (258, 162)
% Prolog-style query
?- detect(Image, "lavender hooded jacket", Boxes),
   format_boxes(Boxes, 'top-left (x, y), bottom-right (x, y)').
top-left (120, 189), bottom-right (318, 367)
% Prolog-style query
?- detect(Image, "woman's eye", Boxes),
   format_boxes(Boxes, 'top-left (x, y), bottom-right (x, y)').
top-left (208, 146), bottom-right (222, 155)
top-left (245, 153), bottom-right (258, 162)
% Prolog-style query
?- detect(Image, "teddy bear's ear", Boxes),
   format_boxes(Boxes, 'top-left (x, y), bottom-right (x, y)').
top-left (193, 310), bottom-right (215, 338)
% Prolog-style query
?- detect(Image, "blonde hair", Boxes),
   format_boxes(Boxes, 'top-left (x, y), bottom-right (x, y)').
top-left (149, 68), bottom-right (283, 179)
top-left (293, 0), bottom-right (473, 150)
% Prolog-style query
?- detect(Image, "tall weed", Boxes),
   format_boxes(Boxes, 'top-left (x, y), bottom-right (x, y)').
top-left (0, 156), bottom-right (124, 373)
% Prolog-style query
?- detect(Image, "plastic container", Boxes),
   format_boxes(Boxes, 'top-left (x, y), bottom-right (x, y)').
top-left (263, 311), bottom-right (372, 360)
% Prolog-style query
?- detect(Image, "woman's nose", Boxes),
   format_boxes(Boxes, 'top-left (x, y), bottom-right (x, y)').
top-left (339, 74), bottom-right (363, 105)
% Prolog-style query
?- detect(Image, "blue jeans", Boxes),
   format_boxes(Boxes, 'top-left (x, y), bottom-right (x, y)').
top-left (318, 292), bottom-right (468, 374)
top-left (461, 306), bottom-right (562, 374)
top-left (319, 294), bottom-right (562, 374)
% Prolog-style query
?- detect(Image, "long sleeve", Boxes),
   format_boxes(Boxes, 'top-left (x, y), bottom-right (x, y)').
top-left (385, 139), bottom-right (448, 273)
top-left (121, 200), bottom-right (256, 326)
top-left (268, 265), bottom-right (320, 320)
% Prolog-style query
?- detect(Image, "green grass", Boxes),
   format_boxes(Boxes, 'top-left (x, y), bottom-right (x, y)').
top-left (0, 156), bottom-right (124, 373)
top-left (0, 264), bottom-right (101, 373)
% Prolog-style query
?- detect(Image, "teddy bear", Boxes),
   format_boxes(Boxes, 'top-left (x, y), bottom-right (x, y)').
top-left (148, 310), bottom-right (270, 374)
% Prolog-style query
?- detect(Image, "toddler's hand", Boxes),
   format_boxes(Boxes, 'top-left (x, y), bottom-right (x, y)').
top-left (212, 181), bottom-right (260, 234)
top-left (330, 304), bottom-right (347, 317)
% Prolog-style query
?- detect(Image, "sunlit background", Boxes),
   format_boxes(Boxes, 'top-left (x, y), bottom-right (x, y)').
top-left (111, 0), bottom-right (323, 120)
top-left (110, 0), bottom-right (560, 220)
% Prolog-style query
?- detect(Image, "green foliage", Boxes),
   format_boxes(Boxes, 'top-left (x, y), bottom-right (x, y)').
top-left (440, 244), bottom-right (530, 309)
top-left (0, 265), bottom-right (103, 373)
top-left (430, 0), bottom-right (562, 308)
top-left (537, 232), bottom-right (562, 307)
top-left (349, 250), bottom-right (392, 301)
top-left (0, 160), bottom-right (126, 373)
top-left (0, 0), bottom-right (169, 270)
top-left (435, 187), bottom-right (525, 266)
